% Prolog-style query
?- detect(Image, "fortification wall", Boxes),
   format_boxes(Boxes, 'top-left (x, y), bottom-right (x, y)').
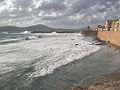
top-left (80, 30), bottom-right (98, 36)
top-left (97, 31), bottom-right (120, 46)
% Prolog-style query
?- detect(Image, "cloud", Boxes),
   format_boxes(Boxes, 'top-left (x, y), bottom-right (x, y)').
top-left (35, 0), bottom-right (66, 11)
top-left (0, 0), bottom-right (119, 29)
top-left (64, 0), bottom-right (97, 16)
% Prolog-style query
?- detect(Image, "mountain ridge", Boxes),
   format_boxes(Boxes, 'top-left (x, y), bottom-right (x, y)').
top-left (0, 24), bottom-right (84, 33)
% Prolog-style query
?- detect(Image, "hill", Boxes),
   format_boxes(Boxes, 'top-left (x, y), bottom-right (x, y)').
top-left (0, 24), bottom-right (83, 33)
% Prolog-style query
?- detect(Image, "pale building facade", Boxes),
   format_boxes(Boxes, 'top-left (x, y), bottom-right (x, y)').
top-left (89, 25), bottom-right (105, 31)
top-left (106, 19), bottom-right (120, 31)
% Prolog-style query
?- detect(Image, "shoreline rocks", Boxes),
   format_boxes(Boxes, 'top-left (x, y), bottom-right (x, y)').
top-left (68, 70), bottom-right (120, 90)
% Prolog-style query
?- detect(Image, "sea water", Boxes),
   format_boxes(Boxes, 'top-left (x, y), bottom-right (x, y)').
top-left (0, 31), bottom-right (31, 45)
top-left (0, 32), bottom-right (102, 90)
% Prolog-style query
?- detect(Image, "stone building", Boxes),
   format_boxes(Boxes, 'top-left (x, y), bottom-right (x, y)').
top-left (106, 19), bottom-right (120, 31)
top-left (89, 25), bottom-right (105, 31)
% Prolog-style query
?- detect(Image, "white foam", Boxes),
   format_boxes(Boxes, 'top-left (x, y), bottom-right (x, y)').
top-left (0, 39), bottom-right (18, 43)
top-left (22, 31), bottom-right (30, 34)
top-left (0, 33), bottom-right (101, 77)
top-left (27, 36), bottom-right (38, 40)
top-left (1, 32), bottom-right (8, 34)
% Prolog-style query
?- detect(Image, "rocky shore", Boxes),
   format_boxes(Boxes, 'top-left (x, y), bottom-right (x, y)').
top-left (68, 36), bottom-right (120, 90)
top-left (68, 70), bottom-right (120, 90)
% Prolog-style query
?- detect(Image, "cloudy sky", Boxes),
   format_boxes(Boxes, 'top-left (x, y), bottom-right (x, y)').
top-left (0, 0), bottom-right (120, 29)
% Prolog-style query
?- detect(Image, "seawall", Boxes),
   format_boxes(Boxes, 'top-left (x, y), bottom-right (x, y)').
top-left (80, 30), bottom-right (98, 36)
top-left (97, 31), bottom-right (120, 47)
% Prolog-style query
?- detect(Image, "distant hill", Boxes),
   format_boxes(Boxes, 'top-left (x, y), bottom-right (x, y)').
top-left (0, 26), bottom-right (22, 33)
top-left (25, 24), bottom-right (55, 33)
top-left (0, 24), bottom-right (84, 33)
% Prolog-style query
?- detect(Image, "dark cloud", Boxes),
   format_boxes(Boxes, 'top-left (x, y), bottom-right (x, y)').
top-left (0, 0), bottom-right (119, 28)
top-left (65, 0), bottom-right (97, 15)
top-left (37, 0), bottom-right (67, 11)
top-left (12, 0), bottom-right (33, 8)
top-left (96, 0), bottom-right (118, 12)
top-left (0, 0), bottom-right (4, 3)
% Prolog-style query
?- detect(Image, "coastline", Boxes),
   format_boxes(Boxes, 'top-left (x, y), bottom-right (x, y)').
top-left (68, 69), bottom-right (120, 90)
top-left (23, 35), bottom-right (120, 90)
top-left (0, 34), bottom-right (120, 90)
top-left (68, 36), bottom-right (120, 90)
top-left (0, 33), bottom-right (101, 90)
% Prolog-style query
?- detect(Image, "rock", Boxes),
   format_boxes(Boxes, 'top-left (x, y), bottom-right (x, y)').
top-left (25, 37), bottom-right (29, 40)
top-left (68, 86), bottom-right (84, 90)
top-left (75, 44), bottom-right (79, 45)
top-left (38, 35), bottom-right (42, 38)
top-left (71, 39), bottom-right (75, 40)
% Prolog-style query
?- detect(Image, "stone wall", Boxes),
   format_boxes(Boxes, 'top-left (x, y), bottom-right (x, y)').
top-left (97, 31), bottom-right (120, 46)
top-left (80, 30), bottom-right (98, 36)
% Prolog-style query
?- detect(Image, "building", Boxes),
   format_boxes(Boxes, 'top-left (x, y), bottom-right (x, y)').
top-left (89, 25), bottom-right (105, 31)
top-left (106, 19), bottom-right (120, 31)
top-left (98, 25), bottom-right (105, 31)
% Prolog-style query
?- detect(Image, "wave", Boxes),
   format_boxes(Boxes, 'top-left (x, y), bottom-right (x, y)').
top-left (0, 39), bottom-right (20, 45)
top-left (0, 39), bottom-right (18, 42)
top-left (1, 32), bottom-right (8, 34)
top-left (22, 31), bottom-right (31, 34)
top-left (24, 36), bottom-right (39, 40)
top-left (0, 33), bottom-right (101, 78)
top-left (51, 31), bottom-right (57, 34)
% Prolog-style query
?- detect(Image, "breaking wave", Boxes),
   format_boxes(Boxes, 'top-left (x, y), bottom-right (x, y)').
top-left (0, 33), bottom-right (101, 78)
top-left (22, 31), bottom-right (31, 34)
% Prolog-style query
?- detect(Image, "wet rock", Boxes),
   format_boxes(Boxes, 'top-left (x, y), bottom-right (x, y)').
top-left (25, 37), bottom-right (29, 40)
top-left (71, 39), bottom-right (75, 40)
top-left (38, 35), bottom-right (42, 38)
top-left (75, 44), bottom-right (79, 46)
top-left (68, 86), bottom-right (84, 90)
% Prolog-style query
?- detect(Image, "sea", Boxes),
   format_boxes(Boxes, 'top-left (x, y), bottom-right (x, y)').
top-left (0, 31), bottom-right (120, 90)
